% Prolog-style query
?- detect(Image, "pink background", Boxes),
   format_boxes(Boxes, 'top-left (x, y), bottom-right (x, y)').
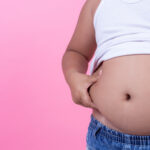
top-left (0, 0), bottom-right (93, 149)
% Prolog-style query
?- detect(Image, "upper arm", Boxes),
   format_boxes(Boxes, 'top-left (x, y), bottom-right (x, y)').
top-left (66, 0), bottom-right (97, 62)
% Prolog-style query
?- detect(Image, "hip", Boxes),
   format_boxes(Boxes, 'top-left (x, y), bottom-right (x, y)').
top-left (86, 113), bottom-right (150, 150)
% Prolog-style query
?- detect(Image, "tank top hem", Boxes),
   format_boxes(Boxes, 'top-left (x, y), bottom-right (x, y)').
top-left (90, 41), bottom-right (150, 75)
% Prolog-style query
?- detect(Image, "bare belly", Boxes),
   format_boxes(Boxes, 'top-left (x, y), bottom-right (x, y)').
top-left (88, 54), bottom-right (150, 135)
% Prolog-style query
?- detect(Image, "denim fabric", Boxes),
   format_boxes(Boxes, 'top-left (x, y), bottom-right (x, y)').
top-left (86, 114), bottom-right (150, 150)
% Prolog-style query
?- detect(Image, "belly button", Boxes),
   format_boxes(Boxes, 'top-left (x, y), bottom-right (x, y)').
top-left (125, 93), bottom-right (131, 101)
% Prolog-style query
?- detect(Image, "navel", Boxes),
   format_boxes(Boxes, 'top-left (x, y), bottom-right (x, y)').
top-left (125, 93), bottom-right (131, 101)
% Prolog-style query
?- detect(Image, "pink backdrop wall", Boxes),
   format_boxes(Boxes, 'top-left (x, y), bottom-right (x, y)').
top-left (0, 0), bottom-right (93, 149)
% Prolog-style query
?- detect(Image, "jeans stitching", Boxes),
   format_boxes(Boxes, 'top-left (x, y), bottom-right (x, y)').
top-left (88, 127), bottom-right (150, 146)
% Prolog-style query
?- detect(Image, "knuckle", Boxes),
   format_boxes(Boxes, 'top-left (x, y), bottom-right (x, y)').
top-left (83, 75), bottom-right (90, 82)
top-left (81, 97), bottom-right (90, 106)
top-left (86, 76), bottom-right (92, 83)
top-left (85, 75), bottom-right (90, 80)
top-left (83, 102), bottom-right (91, 107)
top-left (80, 93), bottom-right (87, 101)
top-left (72, 97), bottom-right (80, 104)
top-left (74, 90), bottom-right (81, 99)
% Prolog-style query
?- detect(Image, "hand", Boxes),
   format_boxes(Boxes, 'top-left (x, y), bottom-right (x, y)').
top-left (68, 70), bottom-right (102, 109)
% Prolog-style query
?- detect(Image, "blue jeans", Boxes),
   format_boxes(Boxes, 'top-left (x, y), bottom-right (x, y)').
top-left (86, 114), bottom-right (150, 150)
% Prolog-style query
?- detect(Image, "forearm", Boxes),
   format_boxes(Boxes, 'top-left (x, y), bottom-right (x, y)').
top-left (61, 49), bottom-right (89, 85)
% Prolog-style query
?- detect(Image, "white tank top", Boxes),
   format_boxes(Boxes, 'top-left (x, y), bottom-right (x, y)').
top-left (90, 0), bottom-right (150, 75)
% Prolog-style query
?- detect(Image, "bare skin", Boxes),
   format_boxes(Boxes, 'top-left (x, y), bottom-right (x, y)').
top-left (89, 55), bottom-right (150, 135)
top-left (62, 0), bottom-right (150, 136)
top-left (88, 0), bottom-right (150, 136)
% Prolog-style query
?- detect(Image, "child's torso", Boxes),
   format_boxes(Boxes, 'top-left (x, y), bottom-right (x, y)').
top-left (89, 0), bottom-right (150, 135)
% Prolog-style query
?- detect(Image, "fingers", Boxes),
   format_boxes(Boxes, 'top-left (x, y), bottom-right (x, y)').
top-left (89, 74), bottom-right (99, 83)
top-left (88, 70), bottom-right (102, 84)
top-left (80, 91), bottom-right (98, 109)
top-left (87, 70), bottom-right (102, 93)
top-left (71, 70), bottom-right (103, 110)
top-left (79, 70), bottom-right (103, 109)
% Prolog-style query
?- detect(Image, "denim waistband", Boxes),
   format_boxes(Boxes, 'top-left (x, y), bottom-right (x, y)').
top-left (90, 114), bottom-right (150, 145)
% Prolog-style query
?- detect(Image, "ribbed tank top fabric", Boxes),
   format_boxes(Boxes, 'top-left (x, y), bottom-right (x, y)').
top-left (90, 0), bottom-right (150, 75)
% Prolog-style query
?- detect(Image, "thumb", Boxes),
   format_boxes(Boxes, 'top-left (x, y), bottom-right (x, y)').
top-left (84, 91), bottom-right (98, 109)
top-left (89, 71), bottom-right (102, 83)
